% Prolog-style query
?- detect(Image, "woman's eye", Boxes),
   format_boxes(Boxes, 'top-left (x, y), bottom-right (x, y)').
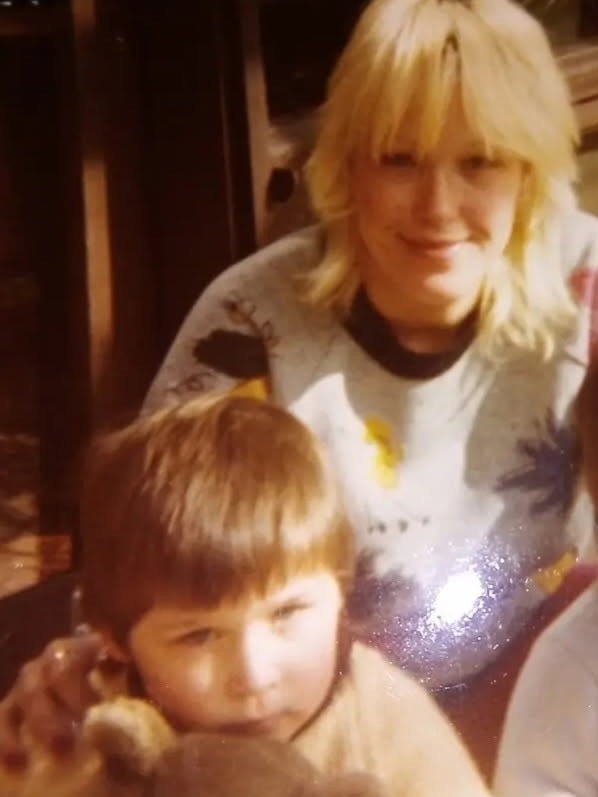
top-left (381, 152), bottom-right (417, 168)
top-left (272, 602), bottom-right (308, 623)
top-left (461, 154), bottom-right (500, 170)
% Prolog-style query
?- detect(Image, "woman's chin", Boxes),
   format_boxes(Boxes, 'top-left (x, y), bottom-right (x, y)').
top-left (410, 275), bottom-right (482, 317)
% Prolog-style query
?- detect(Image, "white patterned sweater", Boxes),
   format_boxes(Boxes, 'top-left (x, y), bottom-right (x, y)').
top-left (145, 212), bottom-right (598, 690)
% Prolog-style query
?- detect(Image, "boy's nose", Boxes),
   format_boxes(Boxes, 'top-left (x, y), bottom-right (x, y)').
top-left (226, 624), bottom-right (280, 699)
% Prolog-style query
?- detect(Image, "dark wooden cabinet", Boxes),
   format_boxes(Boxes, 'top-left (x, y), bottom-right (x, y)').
top-left (0, 1), bottom-right (260, 568)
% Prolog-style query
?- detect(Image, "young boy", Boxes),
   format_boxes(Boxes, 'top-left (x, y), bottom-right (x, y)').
top-left (1, 395), bottom-right (489, 796)
top-left (494, 363), bottom-right (598, 797)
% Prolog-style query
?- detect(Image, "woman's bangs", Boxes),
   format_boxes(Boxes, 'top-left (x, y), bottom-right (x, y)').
top-left (458, 65), bottom-right (522, 160)
top-left (458, 22), bottom-right (577, 177)
top-left (361, 44), bottom-right (459, 162)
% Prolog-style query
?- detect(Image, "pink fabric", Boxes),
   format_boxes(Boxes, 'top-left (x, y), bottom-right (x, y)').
top-left (569, 266), bottom-right (598, 361)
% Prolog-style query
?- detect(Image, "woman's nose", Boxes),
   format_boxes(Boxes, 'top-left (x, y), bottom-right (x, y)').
top-left (226, 624), bottom-right (280, 699)
top-left (415, 165), bottom-right (459, 222)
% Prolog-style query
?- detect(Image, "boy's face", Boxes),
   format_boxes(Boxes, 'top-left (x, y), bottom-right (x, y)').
top-left (122, 571), bottom-right (342, 742)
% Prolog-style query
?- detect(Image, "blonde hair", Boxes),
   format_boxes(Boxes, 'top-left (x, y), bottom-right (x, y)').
top-left (81, 394), bottom-right (354, 643)
top-left (305, 0), bottom-right (579, 359)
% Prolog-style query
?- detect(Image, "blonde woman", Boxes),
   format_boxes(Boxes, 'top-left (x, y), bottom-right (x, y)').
top-left (1, 0), bottom-right (597, 770)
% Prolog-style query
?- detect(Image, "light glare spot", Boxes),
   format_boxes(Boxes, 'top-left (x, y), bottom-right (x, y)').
top-left (431, 570), bottom-right (484, 626)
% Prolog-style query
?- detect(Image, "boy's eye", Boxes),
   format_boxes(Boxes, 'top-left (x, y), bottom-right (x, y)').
top-left (176, 628), bottom-right (215, 646)
top-left (380, 152), bottom-right (417, 168)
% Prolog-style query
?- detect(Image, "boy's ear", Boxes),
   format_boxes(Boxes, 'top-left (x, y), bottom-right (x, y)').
top-left (98, 629), bottom-right (132, 663)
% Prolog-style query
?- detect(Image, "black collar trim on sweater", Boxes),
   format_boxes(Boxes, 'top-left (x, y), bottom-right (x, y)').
top-left (344, 288), bottom-right (476, 380)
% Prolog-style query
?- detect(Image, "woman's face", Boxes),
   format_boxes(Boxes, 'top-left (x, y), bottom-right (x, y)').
top-left (349, 97), bottom-right (525, 331)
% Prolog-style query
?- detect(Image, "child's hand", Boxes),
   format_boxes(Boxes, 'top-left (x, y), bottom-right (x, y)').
top-left (0, 633), bottom-right (104, 768)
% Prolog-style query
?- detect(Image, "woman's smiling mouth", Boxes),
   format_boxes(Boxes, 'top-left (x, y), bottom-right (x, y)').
top-left (401, 236), bottom-right (467, 259)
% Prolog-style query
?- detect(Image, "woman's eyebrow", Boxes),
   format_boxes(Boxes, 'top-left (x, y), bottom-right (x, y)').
top-left (265, 587), bottom-right (312, 609)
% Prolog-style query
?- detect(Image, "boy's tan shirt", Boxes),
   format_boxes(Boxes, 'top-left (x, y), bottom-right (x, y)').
top-left (294, 642), bottom-right (490, 797)
top-left (0, 642), bottom-right (489, 797)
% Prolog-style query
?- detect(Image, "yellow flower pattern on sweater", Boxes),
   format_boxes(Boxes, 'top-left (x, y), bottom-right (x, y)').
top-left (531, 550), bottom-right (577, 595)
top-left (364, 417), bottom-right (403, 488)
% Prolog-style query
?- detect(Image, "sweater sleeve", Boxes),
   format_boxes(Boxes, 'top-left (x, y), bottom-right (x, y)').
top-left (494, 635), bottom-right (598, 797)
top-left (143, 264), bottom-right (273, 412)
top-left (144, 226), bottom-right (323, 412)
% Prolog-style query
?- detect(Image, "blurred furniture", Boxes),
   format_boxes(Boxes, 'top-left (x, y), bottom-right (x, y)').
top-left (0, 1), bottom-right (259, 561)
top-left (237, 0), bottom-right (361, 245)
top-left (0, 1), bottom-right (152, 542)
top-left (0, 569), bottom-right (78, 697)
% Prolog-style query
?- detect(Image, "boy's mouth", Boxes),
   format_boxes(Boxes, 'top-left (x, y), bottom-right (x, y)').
top-left (220, 713), bottom-right (284, 736)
